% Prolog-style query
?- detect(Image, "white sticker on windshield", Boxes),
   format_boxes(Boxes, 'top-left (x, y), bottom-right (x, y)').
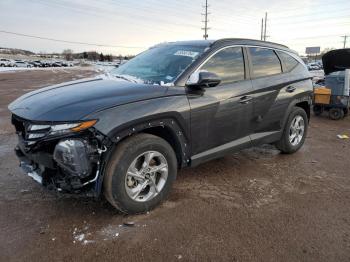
top-left (166, 75), bottom-right (174, 80)
top-left (174, 50), bottom-right (199, 58)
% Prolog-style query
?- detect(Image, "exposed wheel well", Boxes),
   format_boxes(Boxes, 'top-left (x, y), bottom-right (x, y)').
top-left (143, 126), bottom-right (183, 167)
top-left (295, 101), bottom-right (310, 120)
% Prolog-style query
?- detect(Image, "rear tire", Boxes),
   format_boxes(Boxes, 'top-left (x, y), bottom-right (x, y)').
top-left (275, 107), bottom-right (308, 154)
top-left (329, 108), bottom-right (344, 120)
top-left (103, 133), bottom-right (178, 214)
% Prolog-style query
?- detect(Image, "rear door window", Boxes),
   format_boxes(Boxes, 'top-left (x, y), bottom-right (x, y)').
top-left (249, 47), bottom-right (282, 78)
top-left (201, 47), bottom-right (245, 84)
top-left (277, 51), bottom-right (299, 72)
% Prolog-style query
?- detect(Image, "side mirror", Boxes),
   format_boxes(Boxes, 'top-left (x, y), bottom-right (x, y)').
top-left (186, 71), bottom-right (221, 88)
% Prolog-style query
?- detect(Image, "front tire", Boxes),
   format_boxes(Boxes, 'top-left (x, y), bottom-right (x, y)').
top-left (103, 133), bottom-right (178, 214)
top-left (276, 107), bottom-right (308, 154)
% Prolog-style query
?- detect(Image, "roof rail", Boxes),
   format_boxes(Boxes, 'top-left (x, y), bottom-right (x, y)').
top-left (212, 38), bottom-right (289, 49)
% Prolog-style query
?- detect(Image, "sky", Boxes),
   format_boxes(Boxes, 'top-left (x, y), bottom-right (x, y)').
top-left (0, 0), bottom-right (349, 56)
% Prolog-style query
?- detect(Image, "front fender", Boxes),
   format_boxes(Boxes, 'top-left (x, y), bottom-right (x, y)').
top-left (86, 96), bottom-right (191, 160)
top-left (87, 96), bottom-right (190, 136)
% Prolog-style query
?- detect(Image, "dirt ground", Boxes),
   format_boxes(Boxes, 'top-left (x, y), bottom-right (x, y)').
top-left (0, 68), bottom-right (349, 262)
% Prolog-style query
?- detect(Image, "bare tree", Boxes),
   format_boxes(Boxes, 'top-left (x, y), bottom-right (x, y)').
top-left (62, 49), bottom-right (74, 61)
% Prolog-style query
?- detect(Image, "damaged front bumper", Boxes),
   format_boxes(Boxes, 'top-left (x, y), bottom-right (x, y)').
top-left (12, 115), bottom-right (110, 197)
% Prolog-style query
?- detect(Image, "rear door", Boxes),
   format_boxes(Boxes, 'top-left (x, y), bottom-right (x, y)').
top-left (188, 46), bottom-right (254, 160)
top-left (247, 47), bottom-right (294, 144)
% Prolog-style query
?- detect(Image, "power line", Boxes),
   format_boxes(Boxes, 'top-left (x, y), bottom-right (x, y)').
top-left (201, 0), bottom-right (210, 40)
top-left (272, 34), bottom-right (343, 42)
top-left (31, 0), bottom-right (201, 32)
top-left (213, 0), bottom-right (350, 19)
top-left (0, 30), bottom-right (145, 49)
top-left (28, 0), bottom-right (350, 40)
top-left (271, 8), bottom-right (350, 20)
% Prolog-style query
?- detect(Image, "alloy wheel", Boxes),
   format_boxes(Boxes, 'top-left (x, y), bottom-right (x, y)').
top-left (125, 151), bottom-right (168, 202)
top-left (289, 115), bottom-right (305, 146)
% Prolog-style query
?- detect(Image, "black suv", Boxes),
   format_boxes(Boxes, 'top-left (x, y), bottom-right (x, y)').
top-left (9, 39), bottom-right (312, 214)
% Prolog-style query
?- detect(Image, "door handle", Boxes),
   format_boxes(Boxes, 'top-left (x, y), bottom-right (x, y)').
top-left (286, 86), bottom-right (296, 93)
top-left (239, 96), bottom-right (253, 104)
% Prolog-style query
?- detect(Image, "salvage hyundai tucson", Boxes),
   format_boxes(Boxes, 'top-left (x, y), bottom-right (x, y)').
top-left (8, 39), bottom-right (312, 214)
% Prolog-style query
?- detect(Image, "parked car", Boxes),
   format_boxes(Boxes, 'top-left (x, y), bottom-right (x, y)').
top-left (40, 60), bottom-right (52, 67)
top-left (28, 61), bottom-right (43, 67)
top-left (60, 61), bottom-right (69, 67)
top-left (0, 58), bottom-right (15, 67)
top-left (13, 61), bottom-right (32, 68)
top-left (307, 62), bottom-right (321, 71)
top-left (51, 61), bottom-right (62, 67)
top-left (8, 39), bottom-right (312, 214)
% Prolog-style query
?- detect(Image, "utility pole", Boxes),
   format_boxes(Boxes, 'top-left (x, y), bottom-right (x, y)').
top-left (201, 0), bottom-right (210, 40)
top-left (260, 18), bottom-right (264, 40)
top-left (263, 12), bottom-right (268, 41)
top-left (341, 35), bottom-right (349, 48)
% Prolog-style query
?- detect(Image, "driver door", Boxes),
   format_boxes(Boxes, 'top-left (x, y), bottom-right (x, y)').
top-left (188, 46), bottom-right (254, 164)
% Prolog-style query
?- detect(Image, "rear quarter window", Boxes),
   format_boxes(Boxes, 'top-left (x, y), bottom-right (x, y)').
top-left (277, 51), bottom-right (300, 72)
top-left (249, 47), bottom-right (282, 78)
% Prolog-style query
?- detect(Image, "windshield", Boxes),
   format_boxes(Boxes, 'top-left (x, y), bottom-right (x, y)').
top-left (110, 44), bottom-right (207, 85)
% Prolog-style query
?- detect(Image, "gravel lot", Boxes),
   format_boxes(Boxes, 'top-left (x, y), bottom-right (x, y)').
top-left (0, 69), bottom-right (349, 262)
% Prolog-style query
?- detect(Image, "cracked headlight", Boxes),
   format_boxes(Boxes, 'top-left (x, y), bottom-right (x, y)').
top-left (28, 120), bottom-right (97, 136)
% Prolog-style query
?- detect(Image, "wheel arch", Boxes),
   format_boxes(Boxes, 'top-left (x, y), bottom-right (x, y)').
top-left (106, 114), bottom-right (191, 168)
top-left (282, 95), bottom-right (312, 128)
top-left (295, 100), bottom-right (310, 121)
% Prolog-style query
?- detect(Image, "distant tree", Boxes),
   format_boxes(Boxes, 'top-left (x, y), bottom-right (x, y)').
top-left (83, 52), bottom-right (88, 59)
top-left (62, 49), bottom-right (74, 61)
top-left (86, 51), bottom-right (98, 61)
top-left (105, 54), bottom-right (113, 62)
top-left (99, 52), bottom-right (105, 61)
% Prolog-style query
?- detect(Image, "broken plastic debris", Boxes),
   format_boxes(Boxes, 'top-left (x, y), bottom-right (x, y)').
top-left (175, 254), bottom-right (183, 259)
top-left (83, 240), bottom-right (95, 245)
top-left (337, 134), bottom-right (349, 139)
top-left (75, 233), bottom-right (85, 242)
top-left (123, 221), bottom-right (135, 227)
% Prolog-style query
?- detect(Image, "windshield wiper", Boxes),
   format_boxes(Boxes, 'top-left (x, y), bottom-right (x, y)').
top-left (114, 74), bottom-right (138, 83)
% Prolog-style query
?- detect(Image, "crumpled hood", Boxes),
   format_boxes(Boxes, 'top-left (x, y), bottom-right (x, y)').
top-left (322, 48), bottom-right (350, 75)
top-left (8, 77), bottom-right (176, 121)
